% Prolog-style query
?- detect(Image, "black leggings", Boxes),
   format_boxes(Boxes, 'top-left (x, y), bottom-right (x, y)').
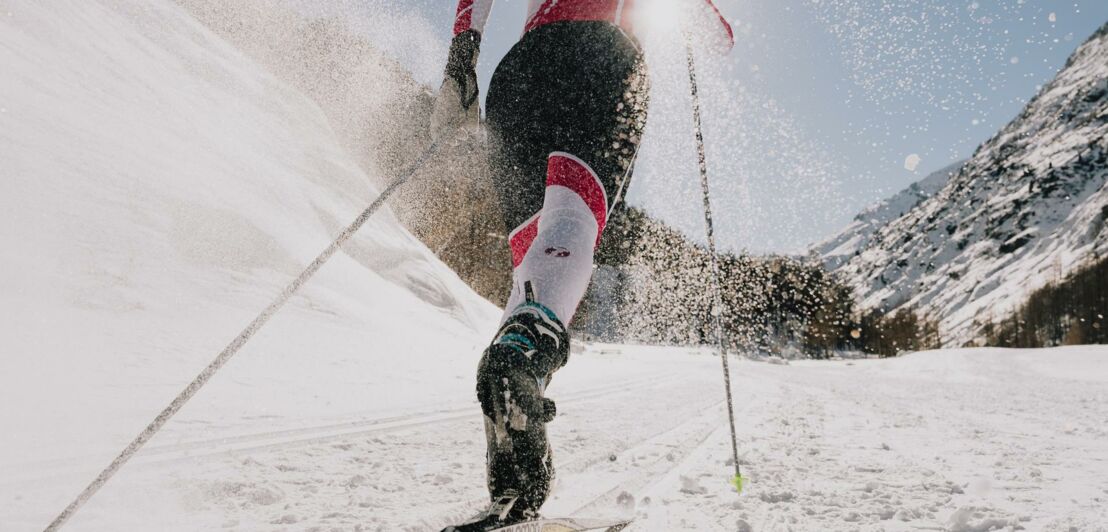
top-left (485, 21), bottom-right (650, 234)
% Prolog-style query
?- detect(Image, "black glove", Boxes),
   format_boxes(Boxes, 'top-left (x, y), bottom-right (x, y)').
top-left (431, 30), bottom-right (481, 137)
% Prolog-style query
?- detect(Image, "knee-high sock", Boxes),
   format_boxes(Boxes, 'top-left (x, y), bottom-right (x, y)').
top-left (505, 153), bottom-right (608, 324)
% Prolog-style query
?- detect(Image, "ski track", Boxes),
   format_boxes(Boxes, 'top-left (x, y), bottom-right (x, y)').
top-left (0, 371), bottom-right (683, 489)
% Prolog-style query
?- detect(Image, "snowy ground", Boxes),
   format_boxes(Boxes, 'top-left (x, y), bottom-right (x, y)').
top-left (3, 2), bottom-right (1108, 531)
top-left (5, 345), bottom-right (1108, 531)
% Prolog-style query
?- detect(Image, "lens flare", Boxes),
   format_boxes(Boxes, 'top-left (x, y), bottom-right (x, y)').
top-left (634, 0), bottom-right (684, 36)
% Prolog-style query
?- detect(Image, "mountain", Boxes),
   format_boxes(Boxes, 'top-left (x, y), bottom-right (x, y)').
top-left (815, 160), bottom-right (965, 270)
top-left (0, 2), bottom-right (498, 526)
top-left (173, 0), bottom-right (514, 304)
top-left (828, 22), bottom-right (1108, 345)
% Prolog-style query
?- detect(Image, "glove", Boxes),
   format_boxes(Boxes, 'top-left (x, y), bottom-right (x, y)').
top-left (430, 29), bottom-right (481, 140)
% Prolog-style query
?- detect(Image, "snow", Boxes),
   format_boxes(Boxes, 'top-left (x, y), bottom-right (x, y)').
top-left (0, 0), bottom-right (499, 527)
top-left (903, 154), bottom-right (922, 172)
top-left (9, 339), bottom-right (1108, 530)
top-left (3, 1), bottom-right (1108, 532)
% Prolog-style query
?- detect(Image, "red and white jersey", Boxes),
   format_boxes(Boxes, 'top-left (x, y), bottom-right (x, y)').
top-left (453, 0), bottom-right (733, 51)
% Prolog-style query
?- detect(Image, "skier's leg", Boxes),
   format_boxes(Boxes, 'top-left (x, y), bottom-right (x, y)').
top-left (476, 20), bottom-right (649, 521)
top-left (502, 153), bottom-right (606, 327)
top-left (491, 22), bottom-right (649, 330)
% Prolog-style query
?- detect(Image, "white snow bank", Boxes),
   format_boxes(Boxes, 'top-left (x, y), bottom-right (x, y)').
top-left (0, 0), bottom-right (497, 528)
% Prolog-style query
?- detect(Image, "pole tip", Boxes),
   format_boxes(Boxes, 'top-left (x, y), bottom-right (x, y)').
top-left (731, 474), bottom-right (745, 493)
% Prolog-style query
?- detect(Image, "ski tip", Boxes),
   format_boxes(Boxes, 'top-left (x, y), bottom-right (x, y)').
top-left (731, 473), bottom-right (746, 494)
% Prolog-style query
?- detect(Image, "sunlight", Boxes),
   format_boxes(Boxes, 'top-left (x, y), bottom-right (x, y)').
top-left (633, 0), bottom-right (685, 36)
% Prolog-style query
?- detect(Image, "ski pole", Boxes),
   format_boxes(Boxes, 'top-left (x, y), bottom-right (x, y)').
top-left (682, 30), bottom-right (745, 494)
top-left (43, 122), bottom-right (463, 532)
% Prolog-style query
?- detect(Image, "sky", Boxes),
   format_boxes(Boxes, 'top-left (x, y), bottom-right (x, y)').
top-left (306, 0), bottom-right (1108, 255)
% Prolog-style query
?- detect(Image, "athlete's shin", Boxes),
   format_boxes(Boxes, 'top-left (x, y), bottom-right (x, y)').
top-left (504, 153), bottom-right (607, 326)
top-left (505, 207), bottom-right (597, 326)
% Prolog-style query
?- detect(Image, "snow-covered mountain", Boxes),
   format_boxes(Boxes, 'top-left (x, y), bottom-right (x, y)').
top-left (171, 0), bottom-right (514, 304)
top-left (828, 22), bottom-right (1108, 345)
top-left (815, 160), bottom-right (965, 270)
top-left (0, 1), bottom-right (498, 527)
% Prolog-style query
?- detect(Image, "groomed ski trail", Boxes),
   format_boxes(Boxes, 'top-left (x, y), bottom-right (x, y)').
top-left (10, 346), bottom-right (1108, 531)
top-left (0, 371), bottom-right (683, 489)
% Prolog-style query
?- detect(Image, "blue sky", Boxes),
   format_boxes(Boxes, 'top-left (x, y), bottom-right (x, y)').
top-left (313, 0), bottom-right (1108, 255)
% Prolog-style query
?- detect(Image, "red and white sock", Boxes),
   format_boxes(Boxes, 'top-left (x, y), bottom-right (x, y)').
top-left (504, 152), bottom-right (608, 324)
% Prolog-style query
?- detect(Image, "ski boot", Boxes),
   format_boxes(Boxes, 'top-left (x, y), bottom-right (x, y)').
top-left (441, 491), bottom-right (533, 532)
top-left (473, 283), bottom-right (570, 528)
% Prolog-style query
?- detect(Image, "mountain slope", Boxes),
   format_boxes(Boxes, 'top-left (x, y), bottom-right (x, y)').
top-left (832, 22), bottom-right (1108, 345)
top-left (0, 1), bottom-right (498, 527)
top-left (815, 160), bottom-right (965, 270)
top-left (172, 0), bottom-right (514, 304)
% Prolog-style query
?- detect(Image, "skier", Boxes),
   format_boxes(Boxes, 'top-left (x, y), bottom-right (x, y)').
top-left (432, 2), bottom-right (732, 529)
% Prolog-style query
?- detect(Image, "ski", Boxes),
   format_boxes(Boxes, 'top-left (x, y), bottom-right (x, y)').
top-left (485, 517), bottom-right (632, 532)
top-left (440, 494), bottom-right (631, 532)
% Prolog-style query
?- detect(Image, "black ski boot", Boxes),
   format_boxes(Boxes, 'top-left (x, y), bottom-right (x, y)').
top-left (472, 283), bottom-right (570, 529)
top-left (441, 491), bottom-right (533, 532)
